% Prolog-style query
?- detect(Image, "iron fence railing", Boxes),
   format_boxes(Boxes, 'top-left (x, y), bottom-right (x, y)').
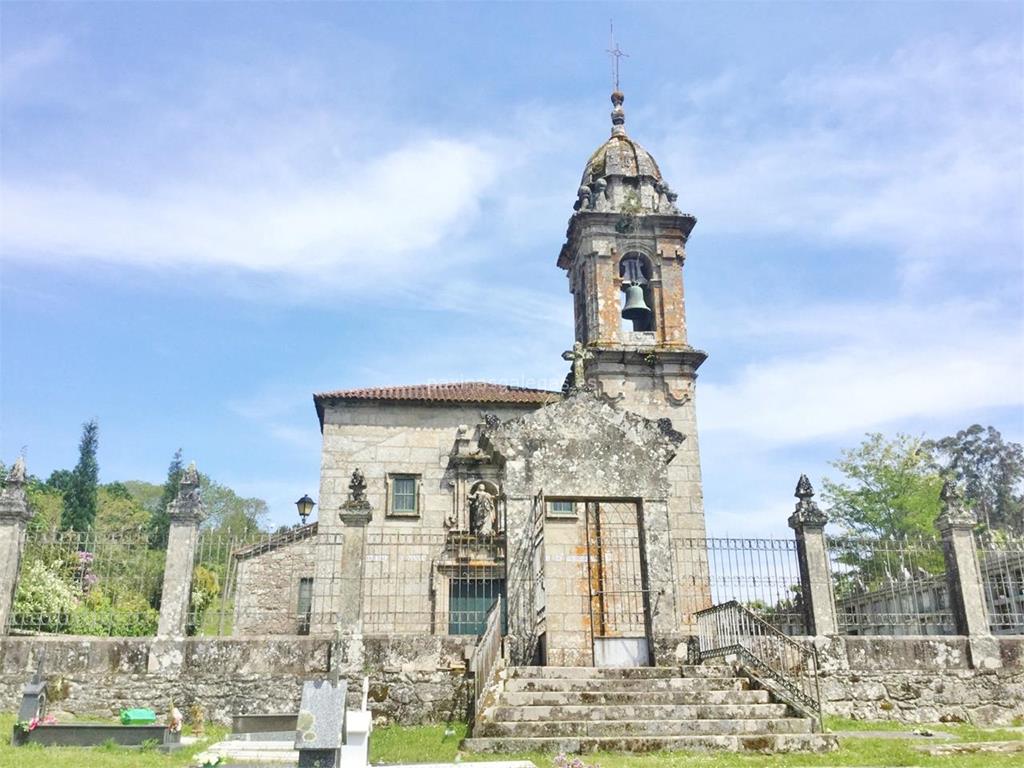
top-left (827, 535), bottom-right (954, 635)
top-left (695, 600), bottom-right (822, 729)
top-left (673, 537), bottom-right (806, 635)
top-left (976, 536), bottom-right (1024, 635)
top-left (8, 527), bottom-right (163, 636)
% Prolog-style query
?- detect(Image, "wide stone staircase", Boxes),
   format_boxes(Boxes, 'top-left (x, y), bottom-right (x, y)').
top-left (463, 665), bottom-right (838, 753)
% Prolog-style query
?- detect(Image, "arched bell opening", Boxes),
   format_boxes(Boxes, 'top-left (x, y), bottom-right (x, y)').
top-left (618, 253), bottom-right (655, 333)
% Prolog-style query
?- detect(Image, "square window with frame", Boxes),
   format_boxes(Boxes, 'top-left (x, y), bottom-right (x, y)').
top-left (546, 499), bottom-right (577, 518)
top-left (388, 474), bottom-right (420, 517)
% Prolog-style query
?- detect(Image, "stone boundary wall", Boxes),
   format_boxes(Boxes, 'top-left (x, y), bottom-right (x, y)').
top-left (812, 636), bottom-right (1024, 725)
top-left (2, 634), bottom-right (1021, 727)
top-left (0, 635), bottom-right (475, 726)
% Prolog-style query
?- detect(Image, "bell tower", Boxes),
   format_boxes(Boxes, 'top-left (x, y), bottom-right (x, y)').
top-left (558, 91), bottom-right (707, 407)
top-left (558, 92), bottom-right (710, 622)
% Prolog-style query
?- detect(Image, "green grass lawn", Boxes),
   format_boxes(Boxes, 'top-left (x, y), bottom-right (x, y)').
top-left (3, 712), bottom-right (1023, 767)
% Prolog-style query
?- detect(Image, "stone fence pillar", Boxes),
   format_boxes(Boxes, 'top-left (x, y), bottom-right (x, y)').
top-left (0, 458), bottom-right (34, 635)
top-left (311, 469), bottom-right (372, 637)
top-left (156, 462), bottom-right (205, 637)
top-left (788, 475), bottom-right (838, 636)
top-left (936, 481), bottom-right (1001, 669)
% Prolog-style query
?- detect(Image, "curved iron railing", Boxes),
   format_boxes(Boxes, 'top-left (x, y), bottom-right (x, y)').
top-left (468, 596), bottom-right (504, 729)
top-left (695, 600), bottom-right (822, 729)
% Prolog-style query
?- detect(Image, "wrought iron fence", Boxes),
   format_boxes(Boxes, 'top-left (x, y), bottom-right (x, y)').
top-left (673, 537), bottom-right (806, 635)
top-left (976, 535), bottom-right (1024, 635)
top-left (7, 527), bottom-right (164, 636)
top-left (189, 525), bottom-right (332, 636)
top-left (827, 535), bottom-right (954, 635)
top-left (695, 600), bottom-right (822, 728)
top-left (364, 531), bottom-right (505, 635)
top-left (187, 527), bottom-right (508, 637)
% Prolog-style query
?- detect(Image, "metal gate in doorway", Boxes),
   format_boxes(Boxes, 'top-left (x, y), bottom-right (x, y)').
top-left (585, 500), bottom-right (651, 666)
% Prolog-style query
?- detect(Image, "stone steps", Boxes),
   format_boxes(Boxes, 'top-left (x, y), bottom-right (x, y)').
top-left (503, 676), bottom-right (750, 693)
top-left (491, 702), bottom-right (791, 721)
top-left (507, 665), bottom-right (727, 679)
top-left (475, 717), bottom-right (813, 738)
top-left (499, 688), bottom-right (772, 706)
top-left (463, 733), bottom-right (839, 754)
top-left (466, 665), bottom-right (837, 754)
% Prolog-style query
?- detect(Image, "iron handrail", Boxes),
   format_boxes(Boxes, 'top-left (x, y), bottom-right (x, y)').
top-left (468, 596), bottom-right (503, 728)
top-left (694, 600), bottom-right (823, 730)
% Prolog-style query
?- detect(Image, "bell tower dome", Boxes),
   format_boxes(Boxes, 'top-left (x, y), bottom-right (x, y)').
top-left (558, 91), bottom-right (707, 408)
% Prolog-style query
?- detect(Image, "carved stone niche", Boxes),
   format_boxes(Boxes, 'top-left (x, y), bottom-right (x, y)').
top-left (445, 423), bottom-right (502, 532)
top-left (467, 480), bottom-right (502, 535)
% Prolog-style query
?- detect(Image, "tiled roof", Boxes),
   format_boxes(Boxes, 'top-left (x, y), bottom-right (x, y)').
top-left (314, 381), bottom-right (562, 406)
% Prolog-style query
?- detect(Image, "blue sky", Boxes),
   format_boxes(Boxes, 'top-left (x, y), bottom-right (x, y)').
top-left (2, 2), bottom-right (1021, 535)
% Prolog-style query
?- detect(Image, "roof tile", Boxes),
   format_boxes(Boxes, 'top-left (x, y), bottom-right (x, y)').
top-left (314, 381), bottom-right (561, 406)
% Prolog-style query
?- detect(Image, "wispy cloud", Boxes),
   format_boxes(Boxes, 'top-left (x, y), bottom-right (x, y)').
top-left (1, 138), bottom-right (496, 280)
top-left (658, 38), bottom-right (1022, 283)
top-left (701, 300), bottom-right (1023, 444)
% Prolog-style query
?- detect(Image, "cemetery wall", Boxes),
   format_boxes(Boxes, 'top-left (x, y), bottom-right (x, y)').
top-left (1, 634), bottom-right (1021, 726)
top-left (0, 634), bottom-right (473, 725)
top-left (813, 636), bottom-right (1024, 725)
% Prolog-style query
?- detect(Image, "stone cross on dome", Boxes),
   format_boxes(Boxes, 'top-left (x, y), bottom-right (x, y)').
top-left (606, 24), bottom-right (629, 137)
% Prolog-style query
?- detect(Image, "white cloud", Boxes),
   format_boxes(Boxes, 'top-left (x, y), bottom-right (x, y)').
top-left (658, 38), bottom-right (1023, 280)
top-left (1, 138), bottom-right (496, 278)
top-left (1, 35), bottom-right (67, 90)
top-left (700, 301), bottom-right (1024, 444)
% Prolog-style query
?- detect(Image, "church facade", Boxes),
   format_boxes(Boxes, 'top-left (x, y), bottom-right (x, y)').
top-left (235, 92), bottom-right (712, 666)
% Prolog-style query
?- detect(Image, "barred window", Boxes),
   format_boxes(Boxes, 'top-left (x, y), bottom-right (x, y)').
top-left (390, 475), bottom-right (419, 516)
top-left (547, 500), bottom-right (576, 518)
top-left (297, 577), bottom-right (313, 635)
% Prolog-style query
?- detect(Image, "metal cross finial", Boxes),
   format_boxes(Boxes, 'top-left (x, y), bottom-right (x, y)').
top-left (606, 21), bottom-right (629, 92)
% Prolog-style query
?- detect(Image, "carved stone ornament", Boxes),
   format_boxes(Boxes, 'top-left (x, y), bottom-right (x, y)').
top-left (936, 479), bottom-right (975, 530)
top-left (481, 413), bottom-right (501, 432)
top-left (657, 418), bottom-right (685, 446)
top-left (561, 341), bottom-right (594, 393)
top-left (167, 462), bottom-right (205, 524)
top-left (788, 473), bottom-right (828, 530)
top-left (348, 468), bottom-right (367, 503)
top-left (340, 468), bottom-right (372, 524)
top-left (0, 456), bottom-right (32, 523)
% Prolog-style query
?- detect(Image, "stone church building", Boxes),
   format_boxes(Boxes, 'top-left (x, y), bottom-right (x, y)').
top-left (235, 91), bottom-right (711, 667)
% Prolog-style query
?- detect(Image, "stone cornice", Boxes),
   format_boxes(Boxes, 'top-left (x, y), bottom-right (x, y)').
top-left (558, 211), bottom-right (697, 270)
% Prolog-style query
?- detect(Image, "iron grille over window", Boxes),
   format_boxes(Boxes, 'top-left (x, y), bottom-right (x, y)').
top-left (297, 577), bottom-right (313, 635)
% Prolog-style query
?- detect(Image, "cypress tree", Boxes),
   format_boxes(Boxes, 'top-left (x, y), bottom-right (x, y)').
top-left (149, 448), bottom-right (183, 547)
top-left (62, 419), bottom-right (99, 532)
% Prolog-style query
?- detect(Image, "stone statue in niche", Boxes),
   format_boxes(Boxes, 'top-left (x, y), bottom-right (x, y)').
top-left (468, 482), bottom-right (497, 534)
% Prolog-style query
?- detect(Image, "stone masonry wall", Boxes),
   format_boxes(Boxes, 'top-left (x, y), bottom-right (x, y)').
top-left (0, 634), bottom-right (474, 726)
top-left (233, 536), bottom-right (316, 635)
top-left (318, 401), bottom-right (540, 536)
top-left (814, 636), bottom-right (1024, 726)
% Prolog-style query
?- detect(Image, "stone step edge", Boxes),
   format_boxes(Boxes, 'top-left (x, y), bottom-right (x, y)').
top-left (488, 704), bottom-right (791, 719)
top-left (476, 718), bottom-right (814, 732)
top-left (462, 733), bottom-right (839, 753)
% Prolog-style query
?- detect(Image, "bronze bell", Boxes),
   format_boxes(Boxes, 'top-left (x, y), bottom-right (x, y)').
top-left (621, 282), bottom-right (652, 322)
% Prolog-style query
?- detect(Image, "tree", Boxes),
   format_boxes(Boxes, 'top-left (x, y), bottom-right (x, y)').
top-left (45, 469), bottom-right (74, 495)
top-left (148, 448), bottom-right (183, 547)
top-left (95, 486), bottom-right (150, 536)
top-left (822, 432), bottom-right (944, 540)
top-left (200, 475), bottom-right (268, 535)
top-left (61, 420), bottom-right (99, 532)
top-left (927, 425), bottom-right (1024, 535)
